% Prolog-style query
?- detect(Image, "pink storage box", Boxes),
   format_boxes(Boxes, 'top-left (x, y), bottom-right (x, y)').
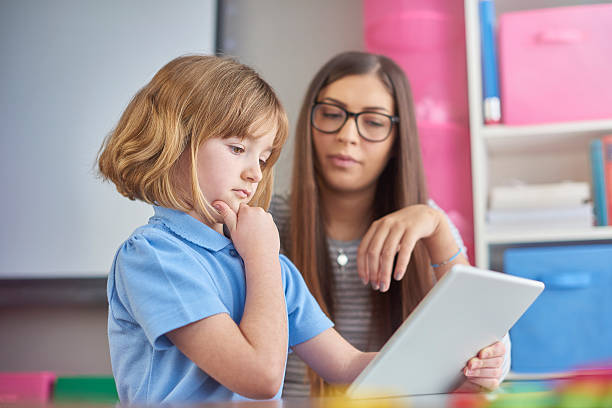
top-left (0, 372), bottom-right (56, 403)
top-left (498, 4), bottom-right (612, 125)
top-left (364, 2), bottom-right (469, 124)
top-left (364, 0), bottom-right (475, 260)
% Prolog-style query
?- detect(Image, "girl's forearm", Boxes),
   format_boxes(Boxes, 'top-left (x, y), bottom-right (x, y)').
top-left (239, 256), bottom-right (288, 391)
top-left (342, 351), bottom-right (377, 384)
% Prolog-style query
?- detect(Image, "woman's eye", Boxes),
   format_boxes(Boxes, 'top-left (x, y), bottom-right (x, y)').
top-left (365, 120), bottom-right (384, 128)
top-left (323, 112), bottom-right (342, 119)
top-left (230, 145), bottom-right (244, 154)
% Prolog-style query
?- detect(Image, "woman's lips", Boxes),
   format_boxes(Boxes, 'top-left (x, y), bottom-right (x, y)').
top-left (328, 154), bottom-right (359, 168)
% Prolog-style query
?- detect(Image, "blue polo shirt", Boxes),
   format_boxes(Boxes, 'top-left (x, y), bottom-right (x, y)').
top-left (107, 206), bottom-right (333, 404)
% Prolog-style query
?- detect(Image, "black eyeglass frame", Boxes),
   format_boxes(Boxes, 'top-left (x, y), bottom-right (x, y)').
top-left (311, 101), bottom-right (399, 143)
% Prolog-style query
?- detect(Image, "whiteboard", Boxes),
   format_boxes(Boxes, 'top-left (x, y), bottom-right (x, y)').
top-left (0, 0), bottom-right (217, 278)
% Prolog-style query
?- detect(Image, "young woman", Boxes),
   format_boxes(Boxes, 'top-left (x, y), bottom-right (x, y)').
top-left (270, 51), bottom-right (510, 396)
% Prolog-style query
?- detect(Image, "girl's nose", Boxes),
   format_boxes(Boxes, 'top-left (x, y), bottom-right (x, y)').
top-left (242, 161), bottom-right (263, 183)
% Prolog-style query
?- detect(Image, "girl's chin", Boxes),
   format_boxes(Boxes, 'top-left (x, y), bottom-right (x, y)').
top-left (227, 200), bottom-right (241, 214)
top-left (212, 197), bottom-right (249, 216)
top-left (210, 198), bottom-right (238, 214)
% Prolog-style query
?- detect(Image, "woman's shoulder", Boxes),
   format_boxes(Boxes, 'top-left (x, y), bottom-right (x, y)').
top-left (269, 193), bottom-right (290, 218)
top-left (426, 199), bottom-right (467, 258)
top-left (426, 198), bottom-right (442, 211)
top-left (269, 194), bottom-right (291, 249)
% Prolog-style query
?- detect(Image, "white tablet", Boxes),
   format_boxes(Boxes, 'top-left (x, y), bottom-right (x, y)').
top-left (346, 264), bottom-right (544, 399)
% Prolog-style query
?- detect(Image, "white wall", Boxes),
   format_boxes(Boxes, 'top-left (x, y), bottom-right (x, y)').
top-left (0, 305), bottom-right (111, 374)
top-left (0, 0), bottom-right (216, 279)
top-left (220, 0), bottom-right (364, 194)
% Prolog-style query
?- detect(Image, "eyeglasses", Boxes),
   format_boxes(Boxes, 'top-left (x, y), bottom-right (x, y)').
top-left (311, 102), bottom-right (399, 142)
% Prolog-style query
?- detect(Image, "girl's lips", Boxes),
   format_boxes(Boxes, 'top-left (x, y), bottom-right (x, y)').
top-left (233, 189), bottom-right (250, 199)
top-left (328, 154), bottom-right (359, 168)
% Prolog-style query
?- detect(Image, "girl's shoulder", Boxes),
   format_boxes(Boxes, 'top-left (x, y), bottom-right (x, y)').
top-left (111, 222), bottom-right (226, 294)
top-left (116, 222), bottom-right (195, 266)
top-left (125, 222), bottom-right (181, 247)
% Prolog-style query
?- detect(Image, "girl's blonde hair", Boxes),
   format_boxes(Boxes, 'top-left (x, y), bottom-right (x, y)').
top-left (98, 55), bottom-right (288, 222)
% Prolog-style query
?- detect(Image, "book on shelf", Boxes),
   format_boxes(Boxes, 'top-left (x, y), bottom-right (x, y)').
top-left (489, 181), bottom-right (590, 211)
top-left (602, 135), bottom-right (612, 226)
top-left (479, 0), bottom-right (501, 124)
top-left (487, 203), bottom-right (594, 229)
top-left (590, 138), bottom-right (608, 226)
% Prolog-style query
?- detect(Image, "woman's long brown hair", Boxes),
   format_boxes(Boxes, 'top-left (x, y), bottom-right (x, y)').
top-left (288, 51), bottom-right (434, 395)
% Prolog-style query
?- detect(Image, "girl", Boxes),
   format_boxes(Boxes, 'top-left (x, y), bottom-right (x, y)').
top-left (270, 51), bottom-right (510, 396)
top-left (97, 55), bottom-right (375, 404)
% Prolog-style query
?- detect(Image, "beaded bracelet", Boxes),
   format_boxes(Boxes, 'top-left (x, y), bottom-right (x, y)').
top-left (431, 247), bottom-right (462, 268)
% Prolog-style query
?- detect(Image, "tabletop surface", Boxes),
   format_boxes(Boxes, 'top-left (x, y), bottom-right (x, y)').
top-left (3, 377), bottom-right (608, 408)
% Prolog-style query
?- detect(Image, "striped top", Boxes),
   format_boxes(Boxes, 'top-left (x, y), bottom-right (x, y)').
top-left (269, 194), bottom-right (469, 397)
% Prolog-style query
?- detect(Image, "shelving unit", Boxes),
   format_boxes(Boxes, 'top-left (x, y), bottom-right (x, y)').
top-left (464, 0), bottom-right (612, 268)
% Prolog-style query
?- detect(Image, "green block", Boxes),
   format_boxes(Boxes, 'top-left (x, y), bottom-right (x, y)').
top-left (498, 380), bottom-right (551, 395)
top-left (557, 392), bottom-right (602, 408)
top-left (53, 376), bottom-right (119, 403)
top-left (488, 392), bottom-right (558, 408)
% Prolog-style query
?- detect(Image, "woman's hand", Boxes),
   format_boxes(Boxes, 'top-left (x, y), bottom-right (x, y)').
top-left (456, 341), bottom-right (506, 392)
top-left (357, 204), bottom-right (458, 292)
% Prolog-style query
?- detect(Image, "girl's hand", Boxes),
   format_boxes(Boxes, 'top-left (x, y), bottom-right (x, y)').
top-left (357, 204), bottom-right (442, 292)
top-left (213, 200), bottom-right (280, 263)
top-left (457, 341), bottom-right (506, 392)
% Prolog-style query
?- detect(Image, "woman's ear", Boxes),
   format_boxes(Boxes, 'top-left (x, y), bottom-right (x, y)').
top-left (388, 131), bottom-right (399, 158)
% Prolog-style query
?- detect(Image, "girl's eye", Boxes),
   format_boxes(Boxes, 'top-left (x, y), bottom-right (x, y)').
top-left (230, 145), bottom-right (244, 154)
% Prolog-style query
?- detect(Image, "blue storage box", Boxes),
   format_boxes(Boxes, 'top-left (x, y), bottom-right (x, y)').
top-left (504, 244), bottom-right (612, 373)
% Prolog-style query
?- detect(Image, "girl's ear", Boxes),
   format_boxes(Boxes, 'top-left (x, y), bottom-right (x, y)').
top-left (173, 147), bottom-right (195, 200)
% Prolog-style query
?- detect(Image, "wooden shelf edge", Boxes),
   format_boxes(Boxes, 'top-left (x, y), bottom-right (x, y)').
top-left (481, 119), bottom-right (612, 140)
top-left (485, 226), bottom-right (612, 245)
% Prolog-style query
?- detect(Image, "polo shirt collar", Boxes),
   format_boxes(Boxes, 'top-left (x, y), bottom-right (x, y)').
top-left (151, 206), bottom-right (231, 252)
